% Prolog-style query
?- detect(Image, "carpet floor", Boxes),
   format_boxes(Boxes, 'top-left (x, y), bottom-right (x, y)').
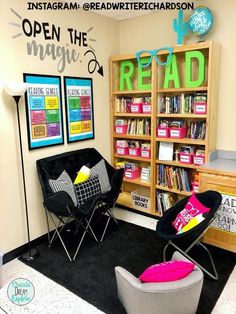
top-left (21, 218), bottom-right (235, 314)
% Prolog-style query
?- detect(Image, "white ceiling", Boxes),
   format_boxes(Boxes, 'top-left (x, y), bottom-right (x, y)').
top-left (75, 0), bottom-right (154, 20)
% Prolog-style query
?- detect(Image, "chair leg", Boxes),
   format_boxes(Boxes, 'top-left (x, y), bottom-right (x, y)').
top-left (44, 206), bottom-right (51, 245)
top-left (85, 218), bottom-right (99, 243)
top-left (164, 240), bottom-right (218, 280)
top-left (48, 215), bottom-right (71, 248)
top-left (99, 204), bottom-right (119, 242)
top-left (73, 208), bottom-right (97, 261)
top-left (49, 213), bottom-right (73, 262)
top-left (100, 215), bottom-right (111, 242)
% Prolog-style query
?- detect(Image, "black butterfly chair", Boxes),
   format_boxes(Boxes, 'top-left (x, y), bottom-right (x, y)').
top-left (36, 148), bottom-right (124, 261)
top-left (156, 190), bottom-right (222, 280)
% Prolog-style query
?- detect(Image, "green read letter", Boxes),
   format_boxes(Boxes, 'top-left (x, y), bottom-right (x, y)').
top-left (138, 57), bottom-right (151, 90)
top-left (119, 60), bottom-right (135, 91)
top-left (185, 51), bottom-right (205, 88)
top-left (163, 54), bottom-right (180, 88)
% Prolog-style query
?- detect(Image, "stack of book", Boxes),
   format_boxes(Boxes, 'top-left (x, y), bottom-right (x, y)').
top-left (127, 118), bottom-right (151, 135)
top-left (160, 94), bottom-right (195, 114)
top-left (115, 96), bottom-right (151, 113)
top-left (188, 121), bottom-right (206, 139)
top-left (158, 165), bottom-right (192, 192)
top-left (156, 191), bottom-right (178, 215)
top-left (141, 167), bottom-right (151, 183)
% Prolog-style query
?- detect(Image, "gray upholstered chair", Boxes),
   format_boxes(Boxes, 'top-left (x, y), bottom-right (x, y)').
top-left (115, 251), bottom-right (203, 314)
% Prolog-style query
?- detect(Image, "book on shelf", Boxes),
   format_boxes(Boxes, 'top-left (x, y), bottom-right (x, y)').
top-left (127, 118), bottom-right (151, 135)
top-left (141, 166), bottom-right (151, 183)
top-left (159, 94), bottom-right (195, 114)
top-left (156, 191), bottom-right (178, 215)
top-left (115, 119), bottom-right (127, 126)
top-left (158, 142), bottom-right (174, 161)
top-left (115, 96), bottom-right (152, 113)
top-left (158, 164), bottom-right (192, 192)
top-left (189, 121), bottom-right (206, 139)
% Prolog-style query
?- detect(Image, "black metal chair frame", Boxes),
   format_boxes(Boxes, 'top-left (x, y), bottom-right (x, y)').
top-left (157, 190), bottom-right (222, 280)
top-left (36, 148), bottom-right (124, 262)
top-left (44, 202), bottom-right (99, 262)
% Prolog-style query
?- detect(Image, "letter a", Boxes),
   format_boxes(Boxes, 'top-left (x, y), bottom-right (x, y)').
top-left (163, 54), bottom-right (180, 88)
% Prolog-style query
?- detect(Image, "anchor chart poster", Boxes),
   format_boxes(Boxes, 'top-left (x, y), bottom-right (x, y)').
top-left (64, 77), bottom-right (94, 143)
top-left (24, 74), bottom-right (64, 150)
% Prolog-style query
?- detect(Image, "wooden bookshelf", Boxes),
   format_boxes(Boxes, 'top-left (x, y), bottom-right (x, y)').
top-left (110, 41), bottom-right (220, 217)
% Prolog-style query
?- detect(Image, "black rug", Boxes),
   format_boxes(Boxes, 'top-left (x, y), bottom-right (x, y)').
top-left (21, 218), bottom-right (235, 314)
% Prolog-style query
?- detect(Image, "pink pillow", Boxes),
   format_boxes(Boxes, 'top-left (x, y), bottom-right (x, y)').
top-left (139, 260), bottom-right (195, 283)
top-left (172, 194), bottom-right (210, 232)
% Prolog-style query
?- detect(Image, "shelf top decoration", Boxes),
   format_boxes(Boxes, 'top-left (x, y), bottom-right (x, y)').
top-left (189, 6), bottom-right (214, 42)
top-left (173, 9), bottom-right (188, 45)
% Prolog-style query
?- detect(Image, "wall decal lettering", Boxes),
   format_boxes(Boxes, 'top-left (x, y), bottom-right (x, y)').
top-left (9, 8), bottom-right (104, 76)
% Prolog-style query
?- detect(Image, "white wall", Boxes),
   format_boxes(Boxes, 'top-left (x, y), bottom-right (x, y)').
top-left (0, 0), bottom-right (119, 252)
top-left (119, 0), bottom-right (236, 151)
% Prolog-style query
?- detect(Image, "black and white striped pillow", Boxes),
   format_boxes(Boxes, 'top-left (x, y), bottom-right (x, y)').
top-left (74, 175), bottom-right (102, 207)
top-left (49, 170), bottom-right (77, 206)
top-left (91, 159), bottom-right (111, 194)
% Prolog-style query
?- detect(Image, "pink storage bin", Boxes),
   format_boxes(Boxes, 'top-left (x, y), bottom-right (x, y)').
top-left (179, 153), bottom-right (193, 164)
top-left (141, 149), bottom-right (151, 159)
top-left (193, 102), bottom-right (207, 114)
top-left (115, 125), bottom-right (128, 134)
top-left (157, 127), bottom-right (170, 138)
top-left (129, 147), bottom-right (141, 157)
top-left (131, 103), bottom-right (143, 113)
top-left (116, 146), bottom-right (129, 156)
top-left (124, 168), bottom-right (141, 179)
top-left (192, 182), bottom-right (199, 193)
top-left (170, 127), bottom-right (187, 139)
top-left (193, 154), bottom-right (205, 166)
top-left (142, 103), bottom-right (152, 113)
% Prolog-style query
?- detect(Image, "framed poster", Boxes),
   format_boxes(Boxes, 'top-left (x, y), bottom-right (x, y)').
top-left (64, 76), bottom-right (94, 143)
top-left (23, 73), bottom-right (64, 150)
top-left (211, 192), bottom-right (236, 234)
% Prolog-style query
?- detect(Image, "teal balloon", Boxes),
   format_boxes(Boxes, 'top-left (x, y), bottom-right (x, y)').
top-left (189, 6), bottom-right (214, 37)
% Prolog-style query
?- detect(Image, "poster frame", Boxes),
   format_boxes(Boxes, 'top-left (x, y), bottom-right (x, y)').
top-left (63, 76), bottom-right (95, 144)
top-left (23, 73), bottom-right (64, 150)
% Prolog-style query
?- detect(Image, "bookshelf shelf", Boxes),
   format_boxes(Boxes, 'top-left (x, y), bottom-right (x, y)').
top-left (114, 154), bottom-right (151, 162)
top-left (113, 90), bottom-right (152, 95)
top-left (114, 134), bottom-right (151, 140)
top-left (156, 160), bottom-right (201, 169)
top-left (155, 185), bottom-right (192, 196)
top-left (157, 87), bottom-right (208, 93)
top-left (110, 42), bottom-right (220, 217)
top-left (114, 113), bottom-right (152, 118)
top-left (157, 114), bottom-right (207, 119)
top-left (156, 137), bottom-right (205, 145)
top-left (123, 178), bottom-right (151, 187)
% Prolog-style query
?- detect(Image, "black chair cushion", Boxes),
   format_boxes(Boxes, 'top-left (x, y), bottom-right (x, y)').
top-left (156, 190), bottom-right (222, 243)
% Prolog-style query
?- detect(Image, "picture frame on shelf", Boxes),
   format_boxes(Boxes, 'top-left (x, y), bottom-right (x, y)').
top-left (23, 73), bottom-right (64, 150)
top-left (64, 76), bottom-right (95, 143)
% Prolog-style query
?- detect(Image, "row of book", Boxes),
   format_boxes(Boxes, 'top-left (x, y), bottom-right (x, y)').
top-left (126, 119), bottom-right (151, 135)
top-left (156, 191), bottom-right (178, 215)
top-left (158, 165), bottom-right (193, 192)
top-left (188, 121), bottom-right (206, 139)
top-left (159, 93), bottom-right (207, 114)
top-left (115, 96), bottom-right (151, 113)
